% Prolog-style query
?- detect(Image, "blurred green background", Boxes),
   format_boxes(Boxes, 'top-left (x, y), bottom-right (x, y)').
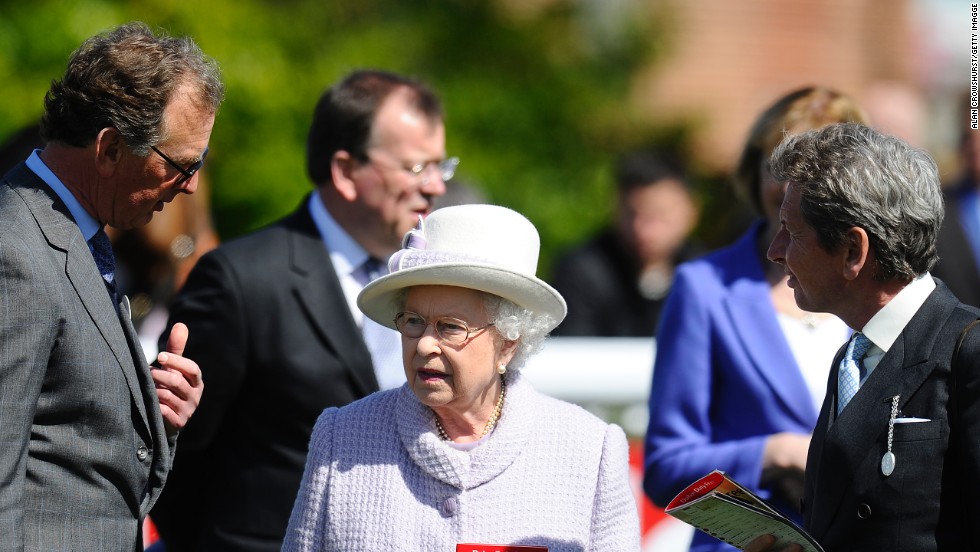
top-left (0, 0), bottom-right (738, 278)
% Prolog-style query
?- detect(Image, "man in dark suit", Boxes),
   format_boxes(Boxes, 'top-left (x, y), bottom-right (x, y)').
top-left (149, 69), bottom-right (451, 550)
top-left (749, 123), bottom-right (980, 551)
top-left (0, 22), bottom-right (216, 550)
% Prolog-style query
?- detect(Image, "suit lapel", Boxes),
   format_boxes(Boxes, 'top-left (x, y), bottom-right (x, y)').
top-left (723, 232), bottom-right (816, 426)
top-left (12, 169), bottom-right (152, 432)
top-left (119, 296), bottom-right (165, 441)
top-left (285, 205), bottom-right (379, 396)
top-left (66, 247), bottom-right (153, 427)
top-left (726, 289), bottom-right (815, 426)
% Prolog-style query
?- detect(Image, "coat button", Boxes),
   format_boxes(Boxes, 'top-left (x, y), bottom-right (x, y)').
top-left (857, 503), bottom-right (871, 519)
top-left (441, 496), bottom-right (458, 517)
top-left (137, 445), bottom-right (149, 461)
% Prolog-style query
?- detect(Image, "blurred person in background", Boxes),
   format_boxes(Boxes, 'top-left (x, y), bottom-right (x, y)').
top-left (150, 69), bottom-right (451, 551)
top-left (643, 86), bottom-right (867, 552)
top-left (284, 204), bottom-right (640, 551)
top-left (861, 80), bottom-right (928, 148)
top-left (932, 93), bottom-right (980, 308)
top-left (0, 21), bottom-right (219, 549)
top-left (551, 149), bottom-right (701, 337)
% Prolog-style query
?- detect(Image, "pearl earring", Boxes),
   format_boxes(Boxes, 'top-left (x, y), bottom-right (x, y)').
top-left (497, 363), bottom-right (507, 375)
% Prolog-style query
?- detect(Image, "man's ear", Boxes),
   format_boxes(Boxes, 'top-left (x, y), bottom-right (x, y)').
top-left (843, 227), bottom-right (870, 281)
top-left (330, 150), bottom-right (359, 202)
top-left (93, 127), bottom-right (123, 177)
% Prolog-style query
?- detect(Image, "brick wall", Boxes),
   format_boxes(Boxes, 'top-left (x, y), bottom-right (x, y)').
top-left (630, 0), bottom-right (919, 172)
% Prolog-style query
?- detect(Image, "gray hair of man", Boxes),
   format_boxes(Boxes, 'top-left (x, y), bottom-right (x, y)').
top-left (394, 288), bottom-right (554, 373)
top-left (769, 122), bottom-right (944, 282)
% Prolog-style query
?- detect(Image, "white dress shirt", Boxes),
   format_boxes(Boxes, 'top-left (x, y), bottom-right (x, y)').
top-left (308, 191), bottom-right (404, 390)
top-left (858, 273), bottom-right (937, 382)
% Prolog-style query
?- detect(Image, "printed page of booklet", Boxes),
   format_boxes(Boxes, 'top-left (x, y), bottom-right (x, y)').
top-left (665, 470), bottom-right (824, 552)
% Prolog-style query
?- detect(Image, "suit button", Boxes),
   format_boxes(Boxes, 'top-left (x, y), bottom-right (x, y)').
top-left (857, 503), bottom-right (871, 519)
top-left (440, 496), bottom-right (458, 517)
top-left (137, 445), bottom-right (149, 462)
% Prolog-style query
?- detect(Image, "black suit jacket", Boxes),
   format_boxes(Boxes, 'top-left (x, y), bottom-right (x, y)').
top-left (803, 280), bottom-right (980, 551)
top-left (933, 186), bottom-right (980, 308)
top-left (150, 197), bottom-right (380, 551)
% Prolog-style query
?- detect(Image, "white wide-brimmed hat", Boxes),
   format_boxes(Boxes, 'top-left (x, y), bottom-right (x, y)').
top-left (357, 204), bottom-right (567, 332)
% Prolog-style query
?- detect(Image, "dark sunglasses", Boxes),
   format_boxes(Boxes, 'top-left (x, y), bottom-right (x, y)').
top-left (151, 146), bottom-right (209, 186)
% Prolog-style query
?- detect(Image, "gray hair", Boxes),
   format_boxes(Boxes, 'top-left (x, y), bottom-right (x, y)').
top-left (769, 122), bottom-right (943, 281)
top-left (482, 294), bottom-right (554, 372)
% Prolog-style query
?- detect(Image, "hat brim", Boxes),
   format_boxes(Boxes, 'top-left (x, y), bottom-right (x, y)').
top-left (357, 262), bottom-right (567, 333)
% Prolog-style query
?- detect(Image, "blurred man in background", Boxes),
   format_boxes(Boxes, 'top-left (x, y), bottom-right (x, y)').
top-left (150, 69), bottom-right (451, 551)
top-left (552, 149), bottom-right (700, 337)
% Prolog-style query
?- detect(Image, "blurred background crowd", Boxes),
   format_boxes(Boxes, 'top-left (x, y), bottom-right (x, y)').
top-left (0, 1), bottom-right (974, 550)
top-left (1, 1), bottom-right (969, 285)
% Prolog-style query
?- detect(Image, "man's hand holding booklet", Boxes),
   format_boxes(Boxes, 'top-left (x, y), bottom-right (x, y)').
top-left (665, 470), bottom-right (823, 552)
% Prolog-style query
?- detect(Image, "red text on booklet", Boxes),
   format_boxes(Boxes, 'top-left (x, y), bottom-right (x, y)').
top-left (666, 470), bottom-right (727, 509)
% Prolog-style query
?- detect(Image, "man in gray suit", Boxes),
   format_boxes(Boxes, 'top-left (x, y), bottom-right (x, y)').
top-left (748, 123), bottom-right (980, 551)
top-left (0, 22), bottom-right (220, 550)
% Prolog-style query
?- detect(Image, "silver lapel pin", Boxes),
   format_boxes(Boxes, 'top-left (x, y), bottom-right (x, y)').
top-left (881, 394), bottom-right (899, 477)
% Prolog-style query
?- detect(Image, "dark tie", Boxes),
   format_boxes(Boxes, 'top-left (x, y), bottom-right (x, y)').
top-left (837, 332), bottom-right (872, 414)
top-left (359, 257), bottom-right (384, 284)
top-left (88, 227), bottom-right (118, 302)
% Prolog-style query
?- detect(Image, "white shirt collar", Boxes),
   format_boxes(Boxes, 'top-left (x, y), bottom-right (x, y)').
top-left (25, 149), bottom-right (101, 240)
top-left (861, 273), bottom-right (936, 353)
top-left (307, 190), bottom-right (371, 277)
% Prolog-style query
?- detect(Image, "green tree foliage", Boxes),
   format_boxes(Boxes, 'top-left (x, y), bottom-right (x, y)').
top-left (0, 0), bottom-right (690, 277)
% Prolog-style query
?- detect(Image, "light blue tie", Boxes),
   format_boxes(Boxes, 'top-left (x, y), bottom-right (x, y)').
top-left (838, 332), bottom-right (872, 414)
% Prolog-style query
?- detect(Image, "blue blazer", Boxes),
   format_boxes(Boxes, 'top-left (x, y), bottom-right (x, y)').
top-left (644, 222), bottom-right (820, 552)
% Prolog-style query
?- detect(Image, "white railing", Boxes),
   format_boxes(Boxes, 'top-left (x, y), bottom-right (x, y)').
top-left (521, 337), bottom-right (656, 437)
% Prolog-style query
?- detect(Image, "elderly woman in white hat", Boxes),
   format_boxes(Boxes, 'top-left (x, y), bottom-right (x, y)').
top-left (283, 204), bottom-right (640, 551)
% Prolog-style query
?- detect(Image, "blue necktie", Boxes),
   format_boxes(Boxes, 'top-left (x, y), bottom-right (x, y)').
top-left (88, 228), bottom-right (118, 302)
top-left (838, 332), bottom-right (872, 414)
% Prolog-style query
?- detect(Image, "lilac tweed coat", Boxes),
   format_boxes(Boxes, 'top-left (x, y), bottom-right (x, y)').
top-left (283, 373), bottom-right (640, 551)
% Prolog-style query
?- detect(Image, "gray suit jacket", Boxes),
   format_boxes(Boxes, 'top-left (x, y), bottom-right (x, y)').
top-left (0, 163), bottom-right (174, 551)
top-left (804, 280), bottom-right (980, 551)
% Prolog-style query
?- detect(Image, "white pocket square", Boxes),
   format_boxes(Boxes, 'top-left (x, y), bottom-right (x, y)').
top-left (894, 417), bottom-right (930, 423)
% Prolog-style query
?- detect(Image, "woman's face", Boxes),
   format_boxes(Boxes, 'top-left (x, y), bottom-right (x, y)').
top-left (402, 285), bottom-right (517, 418)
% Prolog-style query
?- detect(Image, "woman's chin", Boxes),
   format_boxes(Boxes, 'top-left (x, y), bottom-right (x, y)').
top-left (411, 379), bottom-right (453, 406)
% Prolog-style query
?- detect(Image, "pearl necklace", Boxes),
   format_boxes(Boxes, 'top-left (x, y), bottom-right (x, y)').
top-left (435, 382), bottom-right (506, 442)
